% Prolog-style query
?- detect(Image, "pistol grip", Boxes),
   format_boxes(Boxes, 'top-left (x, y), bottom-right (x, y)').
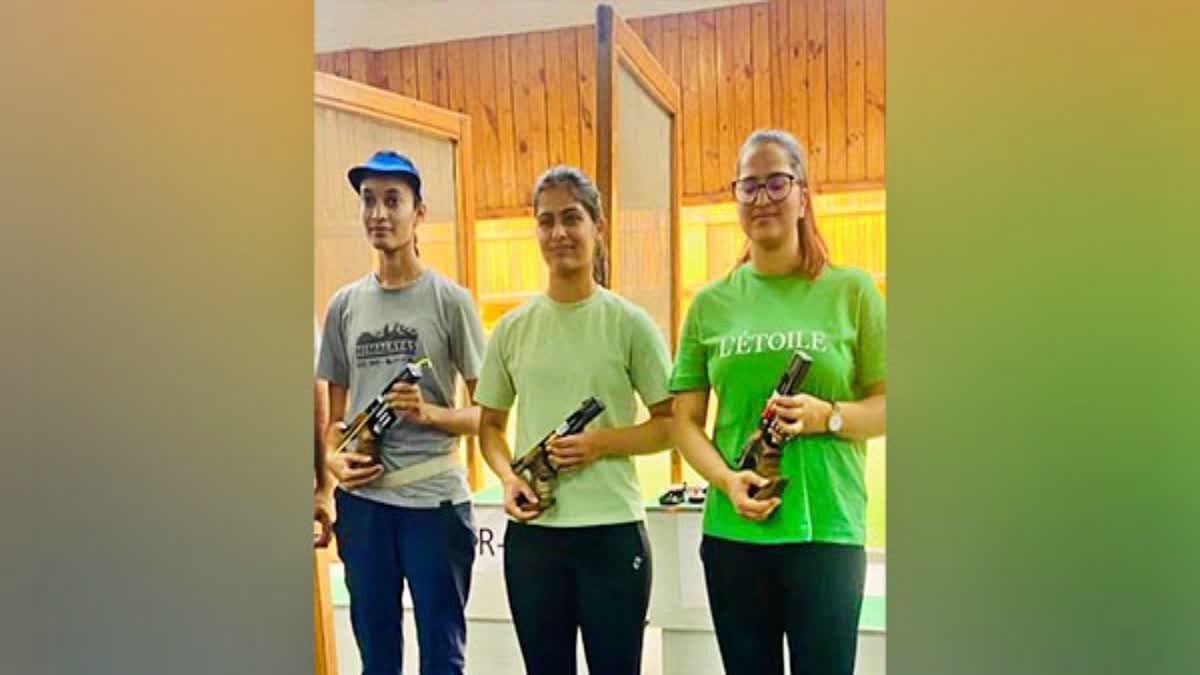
top-left (514, 492), bottom-right (552, 514)
top-left (748, 476), bottom-right (789, 501)
top-left (735, 430), bottom-right (766, 471)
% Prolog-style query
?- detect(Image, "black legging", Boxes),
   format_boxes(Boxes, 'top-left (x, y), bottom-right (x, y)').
top-left (503, 521), bottom-right (652, 675)
top-left (700, 536), bottom-right (866, 675)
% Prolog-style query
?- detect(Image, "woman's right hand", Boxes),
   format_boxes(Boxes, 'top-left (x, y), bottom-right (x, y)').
top-left (313, 489), bottom-right (335, 549)
top-left (721, 470), bottom-right (781, 521)
top-left (503, 474), bottom-right (542, 521)
top-left (324, 422), bottom-right (385, 489)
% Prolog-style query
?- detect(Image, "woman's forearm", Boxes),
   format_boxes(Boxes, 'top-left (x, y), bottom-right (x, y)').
top-left (428, 405), bottom-right (482, 436)
top-left (594, 414), bottom-right (674, 458)
top-left (317, 382), bottom-right (349, 496)
top-left (479, 421), bottom-right (518, 483)
top-left (314, 378), bottom-right (330, 491)
top-left (836, 393), bottom-right (886, 441)
top-left (673, 416), bottom-right (736, 491)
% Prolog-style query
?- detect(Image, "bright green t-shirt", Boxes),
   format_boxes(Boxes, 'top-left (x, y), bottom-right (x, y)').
top-left (475, 286), bottom-right (673, 527)
top-left (670, 263), bottom-right (886, 545)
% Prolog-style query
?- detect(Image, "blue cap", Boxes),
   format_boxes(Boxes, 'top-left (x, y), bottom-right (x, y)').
top-left (347, 150), bottom-right (422, 201)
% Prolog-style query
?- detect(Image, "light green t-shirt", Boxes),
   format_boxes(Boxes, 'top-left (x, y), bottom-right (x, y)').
top-left (475, 286), bottom-right (673, 527)
top-left (670, 263), bottom-right (886, 545)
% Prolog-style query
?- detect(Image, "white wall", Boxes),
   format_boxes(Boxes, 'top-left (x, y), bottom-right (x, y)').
top-left (316, 0), bottom-right (763, 52)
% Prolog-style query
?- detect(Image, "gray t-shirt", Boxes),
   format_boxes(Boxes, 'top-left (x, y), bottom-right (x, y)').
top-left (317, 270), bottom-right (485, 507)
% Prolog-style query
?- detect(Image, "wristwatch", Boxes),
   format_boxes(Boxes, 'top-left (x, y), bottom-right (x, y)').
top-left (827, 401), bottom-right (844, 434)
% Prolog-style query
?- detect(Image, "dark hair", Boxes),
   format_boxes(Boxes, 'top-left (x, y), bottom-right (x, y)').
top-left (734, 129), bottom-right (829, 280)
top-left (532, 165), bottom-right (609, 287)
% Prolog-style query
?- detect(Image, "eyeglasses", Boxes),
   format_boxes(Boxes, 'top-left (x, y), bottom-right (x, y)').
top-left (731, 172), bottom-right (801, 204)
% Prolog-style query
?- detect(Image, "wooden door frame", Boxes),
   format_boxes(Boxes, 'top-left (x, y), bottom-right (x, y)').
top-left (312, 546), bottom-right (338, 675)
top-left (594, 5), bottom-right (684, 482)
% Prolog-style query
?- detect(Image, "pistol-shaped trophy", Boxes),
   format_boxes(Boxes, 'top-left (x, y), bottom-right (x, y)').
top-left (510, 397), bottom-right (606, 515)
top-left (333, 358), bottom-right (432, 463)
top-left (734, 350), bottom-right (814, 501)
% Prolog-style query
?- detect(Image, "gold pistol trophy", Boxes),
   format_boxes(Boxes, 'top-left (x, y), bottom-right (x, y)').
top-left (510, 397), bottom-right (606, 516)
top-left (733, 350), bottom-right (814, 502)
top-left (333, 358), bottom-right (432, 463)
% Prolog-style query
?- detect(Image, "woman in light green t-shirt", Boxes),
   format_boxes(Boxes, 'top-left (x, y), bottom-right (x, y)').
top-left (670, 129), bottom-right (887, 675)
top-left (475, 166), bottom-right (675, 675)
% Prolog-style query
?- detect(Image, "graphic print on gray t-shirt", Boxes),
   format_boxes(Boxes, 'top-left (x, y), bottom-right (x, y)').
top-left (356, 322), bottom-right (420, 367)
top-left (317, 270), bottom-right (486, 508)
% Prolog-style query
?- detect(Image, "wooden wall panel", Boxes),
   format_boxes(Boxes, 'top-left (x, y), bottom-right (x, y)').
top-left (331, 51), bottom-right (349, 79)
top-left (543, 31), bottom-right (566, 166)
top-left (317, 0), bottom-right (886, 216)
top-left (732, 5), bottom-right (755, 170)
top-left (432, 44), bottom-right (450, 108)
top-left (865, 0), bottom-right (886, 181)
top-left (576, 26), bottom-right (598, 181)
top-left (493, 36), bottom-right (520, 208)
top-left (559, 29), bottom-right (583, 170)
top-left (348, 49), bottom-right (369, 83)
top-left (846, 0), bottom-right (867, 179)
top-left (680, 13), bottom-right (703, 196)
top-left (715, 7), bottom-right (736, 189)
top-left (366, 51), bottom-right (387, 90)
top-left (416, 45), bottom-right (435, 103)
top-left (396, 49), bottom-right (418, 98)
top-left (697, 10), bottom-right (721, 194)
top-left (524, 32), bottom-right (550, 189)
top-left (806, 0), bottom-right (829, 185)
top-left (466, 37), bottom-right (497, 209)
top-left (445, 41), bottom-right (466, 114)
top-left (786, 0), bottom-right (811, 160)
top-left (381, 50), bottom-right (401, 94)
top-left (314, 53), bottom-right (334, 74)
top-left (660, 15), bottom-right (681, 82)
top-left (509, 34), bottom-right (536, 203)
top-left (826, 0), bottom-right (849, 182)
top-left (752, 3), bottom-right (772, 131)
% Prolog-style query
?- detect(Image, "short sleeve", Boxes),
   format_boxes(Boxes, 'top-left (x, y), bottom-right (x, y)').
top-left (855, 277), bottom-right (886, 391)
top-left (627, 307), bottom-right (672, 407)
top-left (473, 318), bottom-right (516, 410)
top-left (316, 291), bottom-right (350, 388)
top-left (446, 286), bottom-right (486, 381)
top-left (668, 298), bottom-right (710, 392)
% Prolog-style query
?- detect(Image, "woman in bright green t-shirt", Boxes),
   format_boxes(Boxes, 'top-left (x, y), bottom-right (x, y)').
top-left (475, 165), bottom-right (676, 675)
top-left (670, 129), bottom-right (887, 675)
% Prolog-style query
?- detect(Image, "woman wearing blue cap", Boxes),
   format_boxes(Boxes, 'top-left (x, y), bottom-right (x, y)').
top-left (316, 150), bottom-right (486, 675)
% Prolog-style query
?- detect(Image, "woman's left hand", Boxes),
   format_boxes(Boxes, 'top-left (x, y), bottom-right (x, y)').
top-left (548, 430), bottom-right (607, 471)
top-left (768, 393), bottom-right (833, 441)
top-left (313, 489), bottom-right (335, 549)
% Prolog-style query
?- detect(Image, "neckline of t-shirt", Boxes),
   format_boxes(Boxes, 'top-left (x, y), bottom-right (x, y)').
top-left (740, 261), bottom-right (826, 284)
top-left (369, 268), bottom-right (430, 294)
top-left (541, 284), bottom-right (603, 309)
